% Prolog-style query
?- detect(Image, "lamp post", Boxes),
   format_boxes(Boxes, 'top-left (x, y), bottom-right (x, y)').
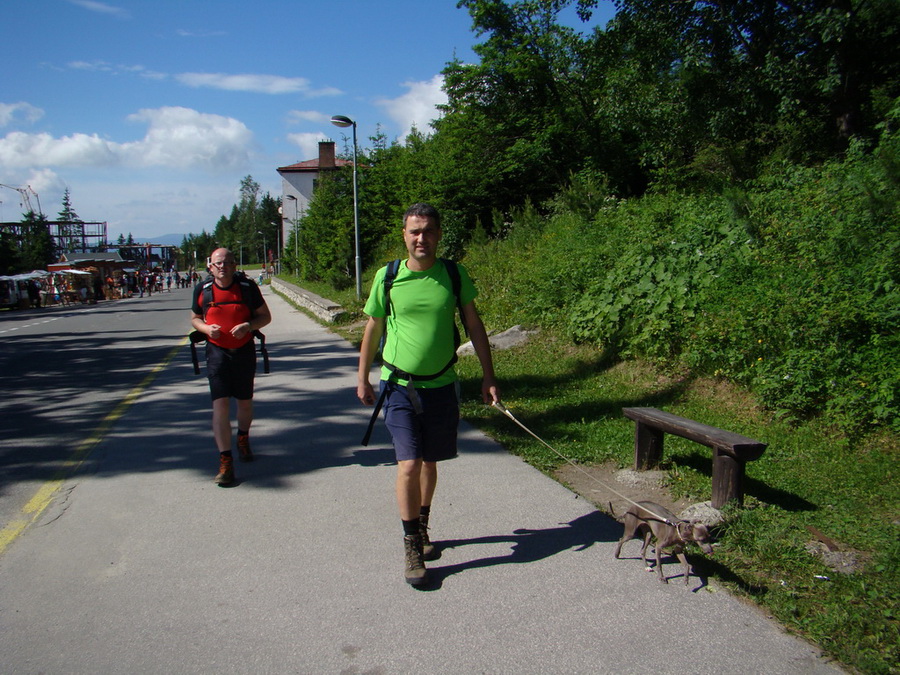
top-left (271, 222), bottom-right (281, 275)
top-left (257, 230), bottom-right (267, 275)
top-left (236, 240), bottom-right (242, 268)
top-left (330, 114), bottom-right (361, 299)
top-left (285, 195), bottom-right (298, 275)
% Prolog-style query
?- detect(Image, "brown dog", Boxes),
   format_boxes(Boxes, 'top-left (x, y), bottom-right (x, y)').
top-left (613, 501), bottom-right (714, 584)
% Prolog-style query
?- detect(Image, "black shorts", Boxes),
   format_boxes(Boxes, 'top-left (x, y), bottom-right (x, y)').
top-left (381, 381), bottom-right (459, 463)
top-left (207, 341), bottom-right (256, 401)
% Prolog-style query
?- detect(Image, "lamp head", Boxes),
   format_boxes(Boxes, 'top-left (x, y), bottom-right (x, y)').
top-left (330, 115), bottom-right (354, 128)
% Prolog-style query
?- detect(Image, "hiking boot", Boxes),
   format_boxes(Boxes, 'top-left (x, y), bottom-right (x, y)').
top-left (403, 534), bottom-right (428, 586)
top-left (419, 513), bottom-right (439, 561)
top-left (237, 433), bottom-right (254, 462)
top-left (214, 454), bottom-right (235, 486)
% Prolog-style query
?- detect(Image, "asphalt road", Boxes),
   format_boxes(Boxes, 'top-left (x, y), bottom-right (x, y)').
top-left (0, 287), bottom-right (189, 534)
top-left (0, 284), bottom-right (845, 674)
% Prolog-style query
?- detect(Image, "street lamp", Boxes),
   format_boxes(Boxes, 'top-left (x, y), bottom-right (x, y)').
top-left (330, 114), bottom-right (361, 299)
top-left (285, 195), bottom-right (299, 275)
top-left (271, 222), bottom-right (281, 276)
top-left (257, 230), bottom-right (267, 274)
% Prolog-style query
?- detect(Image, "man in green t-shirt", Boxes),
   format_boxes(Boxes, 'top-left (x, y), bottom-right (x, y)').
top-left (357, 203), bottom-right (500, 586)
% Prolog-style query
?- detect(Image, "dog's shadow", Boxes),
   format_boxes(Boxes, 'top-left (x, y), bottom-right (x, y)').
top-left (420, 510), bottom-right (617, 590)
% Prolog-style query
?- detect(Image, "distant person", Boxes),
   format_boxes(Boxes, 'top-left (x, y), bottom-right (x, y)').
top-left (27, 279), bottom-right (41, 308)
top-left (357, 203), bottom-right (500, 586)
top-left (191, 248), bottom-right (271, 486)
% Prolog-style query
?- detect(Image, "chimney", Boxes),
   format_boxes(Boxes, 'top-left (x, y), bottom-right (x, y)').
top-left (318, 141), bottom-right (336, 168)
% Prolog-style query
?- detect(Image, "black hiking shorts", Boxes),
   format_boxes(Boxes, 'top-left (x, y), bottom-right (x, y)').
top-left (207, 341), bottom-right (256, 401)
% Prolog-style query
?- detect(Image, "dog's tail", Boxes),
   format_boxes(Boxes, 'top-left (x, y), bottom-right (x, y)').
top-left (608, 501), bottom-right (621, 522)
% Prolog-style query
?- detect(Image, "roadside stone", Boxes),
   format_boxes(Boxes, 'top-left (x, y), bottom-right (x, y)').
top-left (457, 324), bottom-right (538, 356)
top-left (270, 278), bottom-right (347, 323)
top-left (679, 501), bottom-right (725, 527)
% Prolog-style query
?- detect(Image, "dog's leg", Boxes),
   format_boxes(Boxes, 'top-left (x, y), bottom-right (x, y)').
top-left (614, 515), bottom-right (637, 559)
top-left (655, 541), bottom-right (668, 583)
top-left (675, 550), bottom-right (692, 585)
top-left (640, 531), bottom-right (655, 573)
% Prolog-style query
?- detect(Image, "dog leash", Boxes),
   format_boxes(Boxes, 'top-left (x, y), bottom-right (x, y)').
top-left (491, 401), bottom-right (678, 527)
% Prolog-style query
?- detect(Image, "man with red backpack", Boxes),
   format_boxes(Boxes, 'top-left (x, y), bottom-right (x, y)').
top-left (191, 248), bottom-right (271, 486)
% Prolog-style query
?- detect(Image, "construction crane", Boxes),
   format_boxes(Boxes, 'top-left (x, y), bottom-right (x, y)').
top-left (0, 183), bottom-right (42, 217)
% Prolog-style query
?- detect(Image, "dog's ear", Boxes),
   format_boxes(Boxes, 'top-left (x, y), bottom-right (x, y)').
top-left (691, 523), bottom-right (712, 540)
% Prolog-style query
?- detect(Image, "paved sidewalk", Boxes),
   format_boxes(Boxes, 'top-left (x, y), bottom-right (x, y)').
top-left (0, 285), bottom-right (843, 674)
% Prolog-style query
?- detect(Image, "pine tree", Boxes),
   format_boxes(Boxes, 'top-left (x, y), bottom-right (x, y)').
top-left (56, 188), bottom-right (82, 253)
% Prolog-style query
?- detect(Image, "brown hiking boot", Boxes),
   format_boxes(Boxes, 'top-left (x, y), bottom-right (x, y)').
top-left (419, 513), bottom-right (438, 561)
top-left (403, 534), bottom-right (428, 586)
top-left (214, 454), bottom-right (235, 486)
top-left (236, 433), bottom-right (254, 462)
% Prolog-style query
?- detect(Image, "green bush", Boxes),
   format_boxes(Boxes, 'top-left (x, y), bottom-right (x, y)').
top-left (462, 125), bottom-right (900, 434)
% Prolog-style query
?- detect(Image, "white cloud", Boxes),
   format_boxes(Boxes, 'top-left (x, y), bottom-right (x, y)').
top-left (286, 132), bottom-right (329, 160)
top-left (0, 131), bottom-right (119, 167)
top-left (62, 61), bottom-right (338, 97)
top-left (67, 0), bottom-right (130, 19)
top-left (0, 102), bottom-right (44, 127)
top-left (0, 106), bottom-right (253, 171)
top-left (68, 60), bottom-right (115, 72)
top-left (175, 29), bottom-right (228, 38)
top-left (177, 72), bottom-right (314, 95)
top-left (25, 169), bottom-right (65, 197)
top-left (287, 110), bottom-right (330, 125)
top-left (125, 107), bottom-right (254, 169)
top-left (67, 60), bottom-right (166, 79)
top-left (376, 75), bottom-right (447, 139)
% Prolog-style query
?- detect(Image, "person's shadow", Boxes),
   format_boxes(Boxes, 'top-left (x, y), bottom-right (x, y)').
top-left (419, 510), bottom-right (618, 590)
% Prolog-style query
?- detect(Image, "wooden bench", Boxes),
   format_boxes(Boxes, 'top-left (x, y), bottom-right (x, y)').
top-left (622, 407), bottom-right (767, 508)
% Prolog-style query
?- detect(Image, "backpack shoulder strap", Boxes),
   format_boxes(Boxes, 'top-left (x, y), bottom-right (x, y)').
top-left (440, 258), bottom-right (468, 336)
top-left (200, 279), bottom-right (215, 321)
top-left (383, 259), bottom-right (401, 317)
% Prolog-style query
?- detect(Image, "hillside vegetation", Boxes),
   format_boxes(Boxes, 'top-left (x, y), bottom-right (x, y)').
top-left (270, 2), bottom-right (900, 670)
top-left (466, 127), bottom-right (900, 436)
top-left (299, 118), bottom-right (899, 674)
top-left (452, 134), bottom-right (899, 673)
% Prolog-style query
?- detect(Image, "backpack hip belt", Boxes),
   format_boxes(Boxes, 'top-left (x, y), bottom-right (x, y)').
top-left (361, 258), bottom-right (467, 446)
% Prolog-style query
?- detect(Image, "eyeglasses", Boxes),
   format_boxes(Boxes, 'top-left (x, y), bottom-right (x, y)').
top-left (210, 261), bottom-right (235, 268)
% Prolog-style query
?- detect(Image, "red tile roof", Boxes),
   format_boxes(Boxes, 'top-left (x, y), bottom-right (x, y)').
top-left (277, 158), bottom-right (353, 172)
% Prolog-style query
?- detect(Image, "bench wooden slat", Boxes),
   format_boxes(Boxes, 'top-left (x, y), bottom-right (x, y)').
top-left (623, 407), bottom-right (766, 460)
top-left (622, 407), bottom-right (767, 508)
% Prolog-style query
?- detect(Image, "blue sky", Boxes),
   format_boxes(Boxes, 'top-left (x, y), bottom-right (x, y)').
top-left (1, 0), bottom-right (615, 243)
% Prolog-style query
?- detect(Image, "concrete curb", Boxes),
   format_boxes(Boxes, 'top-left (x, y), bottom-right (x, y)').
top-left (269, 276), bottom-right (347, 323)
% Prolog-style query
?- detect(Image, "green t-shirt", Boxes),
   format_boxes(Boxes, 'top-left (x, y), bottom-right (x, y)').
top-left (364, 259), bottom-right (477, 388)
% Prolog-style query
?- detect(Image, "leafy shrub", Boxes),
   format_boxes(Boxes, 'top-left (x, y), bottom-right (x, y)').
top-left (463, 118), bottom-right (900, 433)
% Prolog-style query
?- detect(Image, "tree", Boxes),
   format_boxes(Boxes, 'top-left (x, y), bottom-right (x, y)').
top-left (257, 192), bottom-right (281, 265)
top-left (0, 227), bottom-right (22, 275)
top-left (19, 211), bottom-right (55, 271)
top-left (607, 0), bottom-right (900, 173)
top-left (56, 187), bottom-right (83, 253)
top-left (296, 171), bottom-right (354, 286)
top-left (179, 230), bottom-right (217, 270)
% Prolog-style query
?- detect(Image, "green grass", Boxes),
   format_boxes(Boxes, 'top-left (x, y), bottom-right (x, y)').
top-left (456, 333), bottom-right (900, 675)
top-left (276, 272), bottom-right (899, 674)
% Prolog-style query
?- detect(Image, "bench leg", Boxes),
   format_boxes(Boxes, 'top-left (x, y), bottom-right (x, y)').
top-left (634, 422), bottom-right (664, 470)
top-left (712, 448), bottom-right (745, 508)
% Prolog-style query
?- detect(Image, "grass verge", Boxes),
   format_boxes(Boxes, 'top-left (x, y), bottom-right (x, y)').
top-left (278, 275), bottom-right (899, 674)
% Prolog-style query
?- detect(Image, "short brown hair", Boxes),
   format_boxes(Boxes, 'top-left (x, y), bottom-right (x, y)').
top-left (403, 203), bottom-right (440, 227)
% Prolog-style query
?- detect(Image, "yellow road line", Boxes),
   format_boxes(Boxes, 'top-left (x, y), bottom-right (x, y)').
top-left (0, 337), bottom-right (188, 556)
